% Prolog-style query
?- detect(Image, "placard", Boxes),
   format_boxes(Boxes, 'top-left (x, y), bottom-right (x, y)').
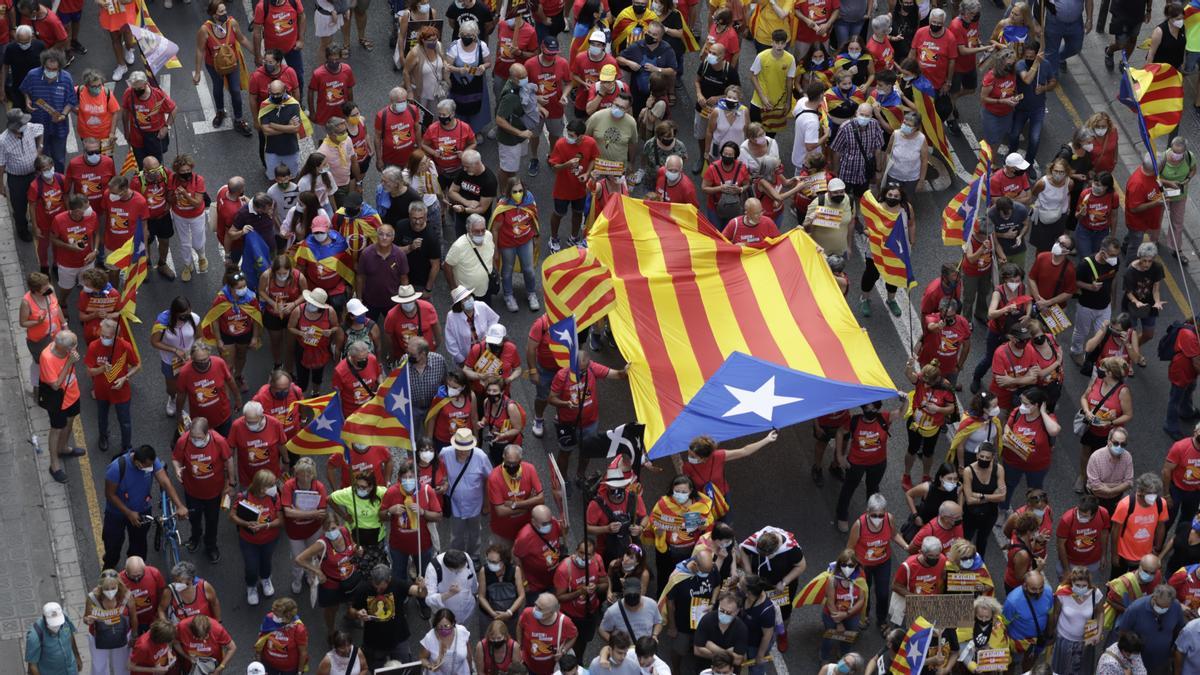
top-left (768, 587), bottom-right (790, 607)
top-left (945, 571), bottom-right (979, 594)
top-left (821, 629), bottom-right (860, 643)
top-left (903, 593), bottom-right (974, 628)
top-left (810, 205), bottom-right (844, 229)
top-left (1040, 303), bottom-right (1072, 335)
top-left (975, 648), bottom-right (1010, 672)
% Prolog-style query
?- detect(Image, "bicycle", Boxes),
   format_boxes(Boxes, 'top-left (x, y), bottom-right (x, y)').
top-left (152, 489), bottom-right (183, 571)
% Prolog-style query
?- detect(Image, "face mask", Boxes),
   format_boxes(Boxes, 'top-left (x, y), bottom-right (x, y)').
top-left (307, 302), bottom-right (323, 313)
top-left (848, 50), bottom-right (862, 59)
top-left (1153, 603), bottom-right (1170, 615)
top-left (535, 522), bottom-right (553, 534)
top-left (840, 565), bottom-right (856, 577)
top-left (923, 555), bottom-right (940, 566)
top-left (686, 455), bottom-right (704, 465)
top-left (391, 102), bottom-right (409, 114)
top-left (171, 582), bottom-right (188, 593)
top-left (419, 1), bottom-right (431, 10)
top-left (247, 419), bottom-right (266, 433)
top-left (665, 169), bottom-right (680, 183)
top-left (510, 190), bottom-right (525, 202)
top-left (355, 488), bottom-right (371, 498)
top-left (719, 98), bottom-right (737, 110)
top-left (721, 156), bottom-right (736, 167)
top-left (868, 515), bottom-right (884, 525)
top-left (462, 298), bottom-right (475, 312)
top-left (1018, 403), bottom-right (1032, 415)
top-left (1032, 507), bottom-right (1046, 519)
top-left (589, 45), bottom-right (604, 58)
top-left (419, 450), bottom-right (435, 463)
top-left (898, 123), bottom-right (916, 135)
top-left (265, 485), bottom-right (278, 498)
top-left (829, 194), bottom-right (845, 204)
top-left (929, 23), bottom-right (944, 34)
top-left (977, 459), bottom-right (992, 469)
top-left (437, 626), bottom-right (454, 636)
top-left (854, 116), bottom-right (871, 126)
top-left (884, 196), bottom-right (901, 207)
top-left (1006, 281), bottom-right (1020, 292)
top-left (313, 232), bottom-right (329, 243)
top-left (1139, 570), bottom-right (1155, 583)
top-left (1051, 243), bottom-right (1066, 257)
top-left (1093, 126), bottom-right (1108, 136)
top-left (941, 480), bottom-right (958, 492)
top-left (84, 151), bottom-right (102, 165)
top-left (1106, 256), bottom-right (1120, 266)
top-left (1169, 150), bottom-right (1185, 162)
top-left (447, 386), bottom-right (464, 398)
top-left (574, 555), bottom-right (588, 568)
top-left (272, 388), bottom-right (290, 400)
top-left (517, 77), bottom-right (530, 87)
top-left (1072, 583), bottom-right (1089, 596)
top-left (462, 36), bottom-right (477, 45)
top-left (1145, 493), bottom-right (1158, 505)
top-left (624, 593), bottom-right (641, 606)
top-left (1109, 444), bottom-right (1124, 455)
top-left (632, 3), bottom-right (646, 11)
top-left (504, 463), bottom-right (521, 476)
top-left (102, 588), bottom-right (119, 600)
top-left (44, 69), bottom-right (59, 80)
top-left (1077, 512), bottom-right (1092, 524)
top-left (611, 106), bottom-right (625, 119)
top-left (706, 53), bottom-right (719, 65)
top-left (532, 608), bottom-right (545, 621)
top-left (718, 611), bottom-right (734, 625)
top-left (41, 170), bottom-right (55, 181)
top-left (191, 435), bottom-right (210, 448)
top-left (836, 661), bottom-right (851, 675)
top-left (672, 490), bottom-right (690, 504)
top-left (1082, 143), bottom-right (1095, 152)
top-left (17, 42), bottom-right (31, 50)
top-left (215, 12), bottom-right (229, 21)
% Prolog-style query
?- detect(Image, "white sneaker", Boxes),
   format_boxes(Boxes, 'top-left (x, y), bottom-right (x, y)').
top-left (112, 64), bottom-right (128, 81)
top-left (260, 577), bottom-right (275, 597)
top-left (246, 586), bottom-right (260, 606)
top-left (165, 398), bottom-right (176, 417)
top-left (527, 293), bottom-right (540, 311)
top-left (290, 576), bottom-right (303, 594)
top-left (124, 48), bottom-right (135, 65)
top-left (504, 295), bottom-right (519, 312)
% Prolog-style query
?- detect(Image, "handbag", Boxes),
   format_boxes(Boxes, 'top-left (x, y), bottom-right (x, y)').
top-left (470, 245), bottom-right (501, 298)
top-left (1072, 382), bottom-right (1120, 436)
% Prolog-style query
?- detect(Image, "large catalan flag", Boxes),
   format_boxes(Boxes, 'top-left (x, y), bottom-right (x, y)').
top-left (891, 616), bottom-right (934, 675)
top-left (941, 141), bottom-right (994, 246)
top-left (286, 392), bottom-right (345, 455)
top-left (542, 246), bottom-right (616, 331)
top-left (294, 232), bottom-right (356, 287)
top-left (588, 196), bottom-right (895, 450)
top-left (862, 191), bottom-right (916, 289)
top-left (341, 361), bottom-right (415, 450)
top-left (911, 75), bottom-right (952, 168)
top-left (1120, 57), bottom-right (1183, 142)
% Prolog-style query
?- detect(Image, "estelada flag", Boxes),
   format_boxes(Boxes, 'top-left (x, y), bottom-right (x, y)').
top-left (341, 361), bottom-right (415, 450)
top-left (910, 75), bottom-right (951, 168)
top-left (1121, 62), bottom-right (1183, 139)
top-left (891, 616), bottom-right (934, 675)
top-left (199, 285), bottom-right (263, 344)
top-left (489, 196), bottom-right (540, 272)
top-left (793, 562), bottom-right (870, 615)
top-left (332, 204), bottom-right (383, 265)
top-left (587, 196), bottom-right (894, 449)
top-left (862, 191), bottom-right (917, 289)
top-left (286, 392), bottom-right (345, 456)
top-left (941, 140), bottom-right (993, 247)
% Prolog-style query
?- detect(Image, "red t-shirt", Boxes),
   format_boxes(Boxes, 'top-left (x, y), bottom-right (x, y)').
top-left (1168, 438), bottom-right (1200, 490)
top-left (487, 463), bottom-right (544, 540)
top-left (493, 203), bottom-right (540, 248)
top-left (1027, 252), bottom-right (1077, 304)
top-left (130, 633), bottom-right (175, 670)
top-left (168, 173), bottom-right (207, 219)
top-left (328, 445), bottom-right (391, 488)
top-left (22, 11), bottom-right (67, 43)
top-left (1170, 567), bottom-right (1200, 612)
top-left (1170, 326), bottom-right (1200, 387)
top-left (919, 278), bottom-right (962, 316)
top-left (570, 52), bottom-right (618, 109)
top-left (104, 191), bottom-right (148, 253)
top-left (1124, 168), bottom-right (1165, 232)
top-left (865, 35), bottom-right (895, 72)
top-left (853, 513), bottom-right (895, 566)
top-left (683, 450), bottom-right (729, 496)
top-left (383, 301), bottom-right (441, 355)
top-left (527, 315), bottom-right (559, 371)
top-left (119, 566), bottom-right (165, 627)
top-left (988, 343), bottom-right (1037, 411)
top-left (795, 0), bottom-right (840, 43)
top-left (919, 313), bottom-right (971, 375)
top-left (980, 70), bottom-right (1017, 116)
top-left (228, 416), bottom-right (287, 486)
top-left (465, 341), bottom-right (522, 394)
top-left (553, 554), bottom-right (606, 618)
top-left (949, 17), bottom-right (980, 73)
top-left (1056, 506), bottom-right (1110, 566)
top-left (549, 136), bottom-right (600, 201)
top-left (50, 211), bottom-right (98, 268)
top-left (1076, 188), bottom-right (1120, 232)
top-left (85, 332), bottom-right (137, 400)
top-left (176, 357), bottom-right (235, 426)
top-left (381, 483), bottom-right (442, 553)
top-left (422, 121), bottom-right (476, 174)
top-left (176, 616), bottom-right (233, 663)
top-left (172, 432), bottom-right (232, 500)
top-left (375, 105), bottom-right (422, 167)
top-left (894, 554), bottom-right (946, 595)
top-left (258, 617), bottom-right (309, 671)
top-left (1111, 495), bottom-right (1168, 562)
top-left (988, 169), bottom-right (1030, 202)
top-left (846, 412), bottom-right (891, 465)
top-left (253, 383), bottom-right (305, 434)
top-left (27, 174), bottom-right (67, 228)
top-left (122, 87), bottom-right (176, 135)
top-left (333, 356), bottom-right (383, 416)
top-left (249, 65), bottom-right (300, 103)
top-left (280, 477), bottom-right (329, 540)
top-left (1001, 409), bottom-right (1055, 471)
top-left (911, 26), bottom-right (958, 89)
top-left (518, 608), bottom-right (579, 675)
top-left (525, 55), bottom-right (572, 119)
top-left (551, 362), bottom-right (610, 427)
top-left (495, 22), bottom-right (538, 79)
top-left (654, 169), bottom-right (698, 206)
top-left (252, 0), bottom-right (305, 51)
top-left (703, 161), bottom-right (750, 211)
top-left (584, 490), bottom-right (647, 558)
top-left (131, 171), bottom-right (171, 218)
top-left (65, 155), bottom-right (115, 210)
top-left (236, 491), bottom-right (281, 544)
top-left (214, 186), bottom-right (244, 250)
top-left (513, 520), bottom-right (565, 591)
top-left (308, 65), bottom-right (356, 124)
top-left (722, 215), bottom-right (780, 246)
top-left (708, 25), bottom-right (741, 62)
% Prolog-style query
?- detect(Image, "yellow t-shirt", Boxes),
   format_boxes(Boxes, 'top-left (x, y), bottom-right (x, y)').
top-left (751, 0), bottom-right (796, 45)
top-left (750, 48), bottom-right (797, 108)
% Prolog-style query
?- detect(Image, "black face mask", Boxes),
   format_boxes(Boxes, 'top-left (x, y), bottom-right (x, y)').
top-left (462, 36), bottom-right (477, 45)
top-left (644, 35), bottom-right (657, 46)
top-left (862, 409), bottom-right (879, 420)
top-left (353, 359), bottom-right (368, 369)
top-left (1032, 335), bottom-right (1047, 346)
top-left (504, 463), bottom-right (520, 476)
top-left (609, 488), bottom-right (626, 502)
top-left (829, 194), bottom-right (845, 204)
top-left (624, 593), bottom-right (641, 606)
top-left (439, 115), bottom-right (454, 125)
top-left (884, 196), bottom-right (901, 206)
top-left (721, 156), bottom-right (735, 166)
top-left (977, 459), bottom-right (992, 469)
top-left (193, 359), bottom-right (211, 372)
top-left (632, 3), bottom-right (646, 11)
top-left (269, 94), bottom-right (285, 103)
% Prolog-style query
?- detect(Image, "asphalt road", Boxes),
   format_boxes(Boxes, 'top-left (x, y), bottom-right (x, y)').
top-left (31, 0), bottom-right (1200, 671)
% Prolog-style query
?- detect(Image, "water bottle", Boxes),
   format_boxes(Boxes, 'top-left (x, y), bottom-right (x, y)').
top-left (31, 434), bottom-right (42, 454)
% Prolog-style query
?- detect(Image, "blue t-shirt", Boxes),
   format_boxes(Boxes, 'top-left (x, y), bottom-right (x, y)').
top-left (1015, 60), bottom-right (1046, 111)
top-left (1117, 596), bottom-right (1185, 671)
top-left (618, 41), bottom-right (678, 94)
top-left (104, 454), bottom-right (164, 515)
top-left (1002, 586), bottom-right (1053, 640)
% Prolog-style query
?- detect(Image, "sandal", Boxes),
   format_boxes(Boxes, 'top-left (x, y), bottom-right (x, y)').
top-left (359, 37), bottom-right (375, 51)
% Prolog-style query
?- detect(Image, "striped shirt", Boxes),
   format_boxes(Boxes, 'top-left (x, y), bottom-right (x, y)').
top-left (0, 122), bottom-right (44, 175)
top-left (19, 67), bottom-right (77, 138)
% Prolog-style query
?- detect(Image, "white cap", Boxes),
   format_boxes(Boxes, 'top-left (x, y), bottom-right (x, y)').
top-left (346, 297), bottom-right (368, 317)
top-left (827, 178), bottom-right (846, 192)
top-left (589, 30), bottom-right (607, 44)
top-left (1004, 152), bottom-right (1030, 171)
top-left (246, 663), bottom-right (267, 675)
top-left (42, 602), bottom-right (65, 628)
top-left (485, 324), bottom-right (507, 345)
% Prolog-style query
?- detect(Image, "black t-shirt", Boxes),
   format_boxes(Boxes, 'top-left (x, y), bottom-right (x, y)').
top-left (1077, 255), bottom-right (1119, 310)
top-left (380, 187), bottom-right (420, 226)
top-left (667, 571), bottom-right (722, 634)
top-left (260, 101), bottom-right (301, 154)
top-left (3, 40), bottom-right (46, 94)
top-left (693, 610), bottom-right (748, 671)
top-left (446, 2), bottom-right (495, 38)
top-left (696, 61), bottom-right (741, 105)
top-left (351, 582), bottom-right (411, 651)
top-left (987, 202), bottom-right (1029, 255)
top-left (1122, 261), bottom-right (1165, 307)
top-left (740, 598), bottom-right (775, 655)
top-left (745, 547), bottom-right (805, 587)
top-left (394, 219), bottom-right (443, 288)
top-left (452, 168), bottom-right (498, 217)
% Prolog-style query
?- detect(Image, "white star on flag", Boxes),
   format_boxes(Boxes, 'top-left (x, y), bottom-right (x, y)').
top-left (553, 328), bottom-right (573, 346)
top-left (722, 376), bottom-right (803, 422)
top-left (389, 389), bottom-right (410, 414)
top-left (313, 414), bottom-right (336, 432)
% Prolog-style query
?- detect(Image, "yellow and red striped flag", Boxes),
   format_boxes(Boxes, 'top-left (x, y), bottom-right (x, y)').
top-left (862, 191), bottom-right (917, 289)
top-left (119, 151), bottom-right (138, 177)
top-left (891, 616), bottom-right (935, 675)
top-left (133, 0), bottom-right (182, 69)
top-left (542, 246), bottom-right (616, 367)
top-left (587, 196), bottom-right (894, 448)
top-left (341, 362), bottom-right (415, 450)
top-left (1121, 63), bottom-right (1183, 139)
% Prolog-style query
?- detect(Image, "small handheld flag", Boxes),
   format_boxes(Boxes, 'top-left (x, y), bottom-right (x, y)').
top-left (548, 314), bottom-right (580, 373)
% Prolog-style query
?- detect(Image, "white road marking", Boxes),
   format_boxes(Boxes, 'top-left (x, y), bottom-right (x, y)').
top-left (770, 645), bottom-right (789, 675)
top-left (191, 71), bottom-right (229, 136)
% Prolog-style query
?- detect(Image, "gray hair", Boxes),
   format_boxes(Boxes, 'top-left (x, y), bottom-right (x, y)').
top-left (347, 340), bottom-right (371, 357)
top-left (458, 18), bottom-right (480, 36)
top-left (381, 166), bottom-right (404, 184)
top-left (871, 14), bottom-right (892, 33)
top-left (370, 564), bottom-right (392, 585)
top-left (409, 336), bottom-right (430, 354)
top-left (127, 70), bottom-right (149, 85)
top-left (973, 595), bottom-right (1003, 616)
top-left (408, 201), bottom-right (428, 216)
top-left (190, 416), bottom-right (210, 434)
top-left (325, 116), bottom-right (346, 133)
top-left (1170, 136), bottom-right (1188, 152)
top-left (99, 318), bottom-right (118, 335)
top-left (437, 99), bottom-right (457, 115)
top-left (243, 400), bottom-right (265, 417)
top-left (190, 342), bottom-right (212, 357)
top-left (1153, 584), bottom-right (1178, 602)
top-left (466, 213), bottom-right (486, 231)
top-left (81, 68), bottom-right (104, 86)
top-left (920, 536), bottom-right (943, 555)
top-left (1143, 152), bottom-right (1157, 172)
top-left (1136, 472), bottom-right (1164, 495)
top-left (758, 155), bottom-right (781, 176)
top-left (1137, 241), bottom-right (1158, 259)
top-left (961, 0), bottom-right (981, 13)
top-left (929, 8), bottom-right (946, 22)
top-left (54, 330), bottom-right (78, 349)
top-left (503, 444), bottom-right (524, 461)
top-left (171, 560), bottom-right (197, 581)
top-left (293, 456), bottom-right (317, 478)
top-left (461, 149), bottom-right (482, 166)
top-left (14, 25), bottom-right (33, 40)
top-left (866, 493), bottom-right (888, 513)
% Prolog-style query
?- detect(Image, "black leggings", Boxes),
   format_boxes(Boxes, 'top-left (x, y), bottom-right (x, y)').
top-left (861, 260), bottom-right (898, 294)
top-left (962, 508), bottom-right (999, 556)
top-left (836, 461), bottom-right (887, 521)
top-left (294, 357), bottom-right (327, 392)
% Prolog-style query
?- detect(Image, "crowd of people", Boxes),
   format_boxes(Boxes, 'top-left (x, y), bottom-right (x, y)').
top-left (5, 0), bottom-right (1200, 669)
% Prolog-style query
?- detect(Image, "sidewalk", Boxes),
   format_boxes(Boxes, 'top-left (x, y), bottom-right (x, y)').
top-left (0, 200), bottom-right (92, 671)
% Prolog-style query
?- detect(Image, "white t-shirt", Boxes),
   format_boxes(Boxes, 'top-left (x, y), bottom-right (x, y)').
top-left (790, 98), bottom-right (822, 170)
top-left (420, 625), bottom-right (472, 675)
top-left (155, 313), bottom-right (201, 365)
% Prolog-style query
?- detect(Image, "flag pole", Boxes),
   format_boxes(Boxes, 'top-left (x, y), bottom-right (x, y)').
top-left (406, 361), bottom-right (422, 563)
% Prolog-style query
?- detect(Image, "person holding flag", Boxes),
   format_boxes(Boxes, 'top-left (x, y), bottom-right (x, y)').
top-left (201, 268), bottom-right (264, 391)
top-left (860, 183), bottom-right (916, 318)
top-left (548, 338), bottom-right (628, 485)
top-left (381, 460), bottom-right (442, 588)
top-left (294, 215), bottom-right (355, 317)
top-left (84, 318), bottom-right (140, 454)
top-left (673, 431), bottom-right (777, 523)
top-left (102, 175), bottom-right (149, 287)
top-left (76, 268), bottom-right (121, 345)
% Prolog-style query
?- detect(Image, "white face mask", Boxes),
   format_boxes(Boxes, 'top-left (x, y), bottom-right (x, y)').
top-left (419, 450), bottom-right (435, 463)
top-left (447, 386), bottom-right (463, 398)
top-left (401, 301), bottom-right (416, 312)
top-left (313, 232), bottom-right (329, 243)
top-left (103, 588), bottom-right (118, 599)
top-left (190, 435), bottom-right (210, 448)
top-left (1051, 243), bottom-right (1065, 256)
top-left (1005, 281), bottom-right (1020, 292)
top-left (170, 582), bottom-right (188, 593)
top-left (1173, 18), bottom-right (1185, 28)
top-left (356, 488), bottom-right (372, 498)
top-left (589, 45), bottom-right (605, 59)
top-left (1081, 143), bottom-right (1095, 152)
top-left (470, 234), bottom-right (486, 245)
top-left (672, 490), bottom-right (690, 504)
top-left (247, 419), bottom-right (266, 432)
top-left (1018, 403), bottom-right (1032, 415)
top-left (1093, 126), bottom-right (1108, 136)
top-left (840, 565), bottom-right (855, 577)
top-left (265, 485), bottom-right (278, 498)
top-left (1144, 493), bottom-right (1158, 505)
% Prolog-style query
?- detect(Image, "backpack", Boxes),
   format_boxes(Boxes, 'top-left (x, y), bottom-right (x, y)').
top-left (1159, 321), bottom-right (1195, 362)
top-left (207, 23), bottom-right (239, 75)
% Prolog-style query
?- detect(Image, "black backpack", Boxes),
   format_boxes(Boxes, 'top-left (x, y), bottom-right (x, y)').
top-left (1159, 321), bottom-right (1195, 362)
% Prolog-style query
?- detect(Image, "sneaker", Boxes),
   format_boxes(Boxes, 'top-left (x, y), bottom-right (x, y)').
top-left (527, 293), bottom-right (540, 311)
top-left (166, 398), bottom-right (177, 417)
top-left (112, 64), bottom-right (128, 81)
top-left (157, 263), bottom-right (175, 280)
top-left (811, 466), bottom-right (824, 487)
top-left (246, 586), bottom-right (260, 606)
top-left (548, 237), bottom-right (562, 253)
top-left (532, 418), bottom-right (544, 438)
top-left (261, 577), bottom-right (275, 597)
top-left (528, 158), bottom-right (540, 177)
top-left (124, 47), bottom-right (136, 65)
top-left (291, 576), bottom-right (303, 594)
top-left (234, 119), bottom-right (252, 137)
top-left (566, 235), bottom-right (579, 248)
top-left (197, 256), bottom-right (209, 273)
top-left (886, 298), bottom-right (901, 317)
top-left (901, 474), bottom-right (913, 491)
top-left (504, 295), bottom-right (519, 312)
top-left (180, 266), bottom-right (193, 282)
top-left (71, 40), bottom-right (88, 55)
top-left (185, 538), bottom-right (200, 553)
top-left (859, 298), bottom-right (871, 317)
top-left (207, 548), bottom-right (220, 564)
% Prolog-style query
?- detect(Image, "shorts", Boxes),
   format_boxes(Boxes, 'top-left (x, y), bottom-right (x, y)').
top-left (544, 10), bottom-right (567, 35)
top-left (535, 365), bottom-right (556, 400)
top-left (498, 141), bottom-right (528, 173)
top-left (56, 9), bottom-right (82, 23)
top-left (553, 197), bottom-right (586, 216)
top-left (536, 116), bottom-right (565, 138)
top-left (264, 313), bottom-right (288, 331)
top-left (160, 360), bottom-right (177, 378)
top-left (1186, 50), bottom-right (1200, 74)
top-left (48, 399), bottom-right (80, 428)
top-left (813, 424), bottom-right (841, 443)
top-left (1109, 13), bottom-right (1142, 41)
top-left (56, 263), bottom-right (91, 289)
top-left (221, 331), bottom-right (253, 346)
top-left (147, 214), bottom-right (173, 241)
top-left (951, 69), bottom-right (978, 93)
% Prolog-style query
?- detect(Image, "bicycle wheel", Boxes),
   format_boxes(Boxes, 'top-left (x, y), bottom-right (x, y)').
top-left (159, 490), bottom-right (183, 570)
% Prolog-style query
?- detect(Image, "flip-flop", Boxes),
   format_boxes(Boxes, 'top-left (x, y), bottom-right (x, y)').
top-left (359, 38), bottom-right (375, 51)
top-left (62, 447), bottom-right (87, 457)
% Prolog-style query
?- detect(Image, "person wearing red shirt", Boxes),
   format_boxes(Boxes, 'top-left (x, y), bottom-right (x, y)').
top-left (1123, 156), bottom-right (1166, 256)
top-left (794, 0), bottom-right (840, 49)
top-left (383, 289), bottom-right (441, 362)
top-left (174, 344), bottom-right (241, 436)
top-left (166, 155), bottom-right (208, 283)
top-left (465, 326), bottom-right (523, 396)
top-left (253, 370), bottom-right (305, 436)
top-left (547, 120), bottom-right (599, 249)
top-left (517, 593), bottom-right (579, 675)
top-left (119, 557), bottom-right (165, 635)
top-left (102, 175), bottom-right (149, 284)
top-left (679, 431), bottom-right (777, 515)
top-left (721, 198), bottom-right (780, 247)
top-left (585, 472), bottom-right (648, 563)
top-left (919, 264), bottom-right (964, 316)
top-left (911, 10), bottom-right (957, 116)
top-left (553, 540), bottom-right (607, 658)
top-left (1027, 236), bottom-right (1078, 311)
top-left (1000, 389), bottom-right (1060, 510)
top-left (495, 15), bottom-right (539, 83)
top-left (701, 145), bottom-right (751, 224)
top-left (490, 185), bottom-right (541, 311)
top-left (978, 57), bottom-right (1018, 150)
top-left (18, 2), bottom-right (68, 53)
top-left (907, 502), bottom-right (965, 553)
top-left (172, 419), bottom-right (234, 562)
top-left (251, 0), bottom-right (306, 96)
top-left (26, 158), bottom-right (68, 272)
top-left (834, 402), bottom-right (892, 531)
top-left (230, 469), bottom-right (284, 603)
top-left (524, 37), bottom-right (572, 175)
top-left (653, 155), bottom-right (698, 208)
top-left (1086, 113), bottom-right (1119, 174)
top-left (1055, 496), bottom-right (1111, 578)
top-left (176, 615), bottom-right (236, 673)
top-left (947, 4), bottom-right (992, 130)
top-left (893, 541), bottom-right (947, 597)
top-left (332, 345), bottom-right (382, 417)
top-left (568, 33), bottom-right (618, 118)
top-left (64, 138), bottom-right (115, 223)
top-left (1167, 322), bottom-right (1200, 439)
top-left (1170, 564), bottom-right (1200, 617)
top-left (988, 154), bottom-right (1033, 205)
top-left (326, 443), bottom-right (391, 489)
top-left (213, 178), bottom-right (247, 256)
top-left (987, 323), bottom-right (1040, 415)
top-left (918, 297), bottom-right (972, 383)
top-left (421, 108), bottom-right (478, 188)
top-left (249, 49), bottom-right (302, 167)
top-left (129, 158), bottom-right (176, 278)
top-left (513, 506), bottom-right (566, 594)
top-left (129, 621), bottom-right (177, 673)
top-left (374, 87), bottom-right (422, 169)
top-left (525, 314), bottom-right (562, 438)
top-left (254, 598), bottom-right (309, 671)
top-left (1164, 427), bottom-right (1200, 534)
top-left (548, 352), bottom-right (628, 482)
top-left (381, 462), bottom-right (443, 584)
top-left (48, 195), bottom-right (99, 303)
top-left (307, 46), bottom-right (355, 125)
top-left (487, 446), bottom-right (545, 542)
top-left (121, 71), bottom-right (176, 163)
top-left (84, 317), bottom-right (140, 453)
top-left (228, 401), bottom-right (288, 487)
top-left (1075, 172), bottom-right (1121, 259)
top-left (960, 222), bottom-right (995, 323)
top-left (279, 457), bottom-right (328, 593)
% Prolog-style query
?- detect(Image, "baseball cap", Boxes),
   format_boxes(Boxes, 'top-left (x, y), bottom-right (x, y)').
top-left (589, 30), bottom-right (607, 44)
top-left (1005, 152), bottom-right (1030, 171)
top-left (310, 215), bottom-right (331, 233)
top-left (541, 36), bottom-right (560, 53)
top-left (485, 324), bottom-right (507, 345)
top-left (346, 297), bottom-right (368, 317)
top-left (246, 663), bottom-right (268, 675)
top-left (827, 178), bottom-right (846, 192)
top-left (42, 602), bottom-right (65, 629)
top-left (599, 64), bottom-right (618, 81)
